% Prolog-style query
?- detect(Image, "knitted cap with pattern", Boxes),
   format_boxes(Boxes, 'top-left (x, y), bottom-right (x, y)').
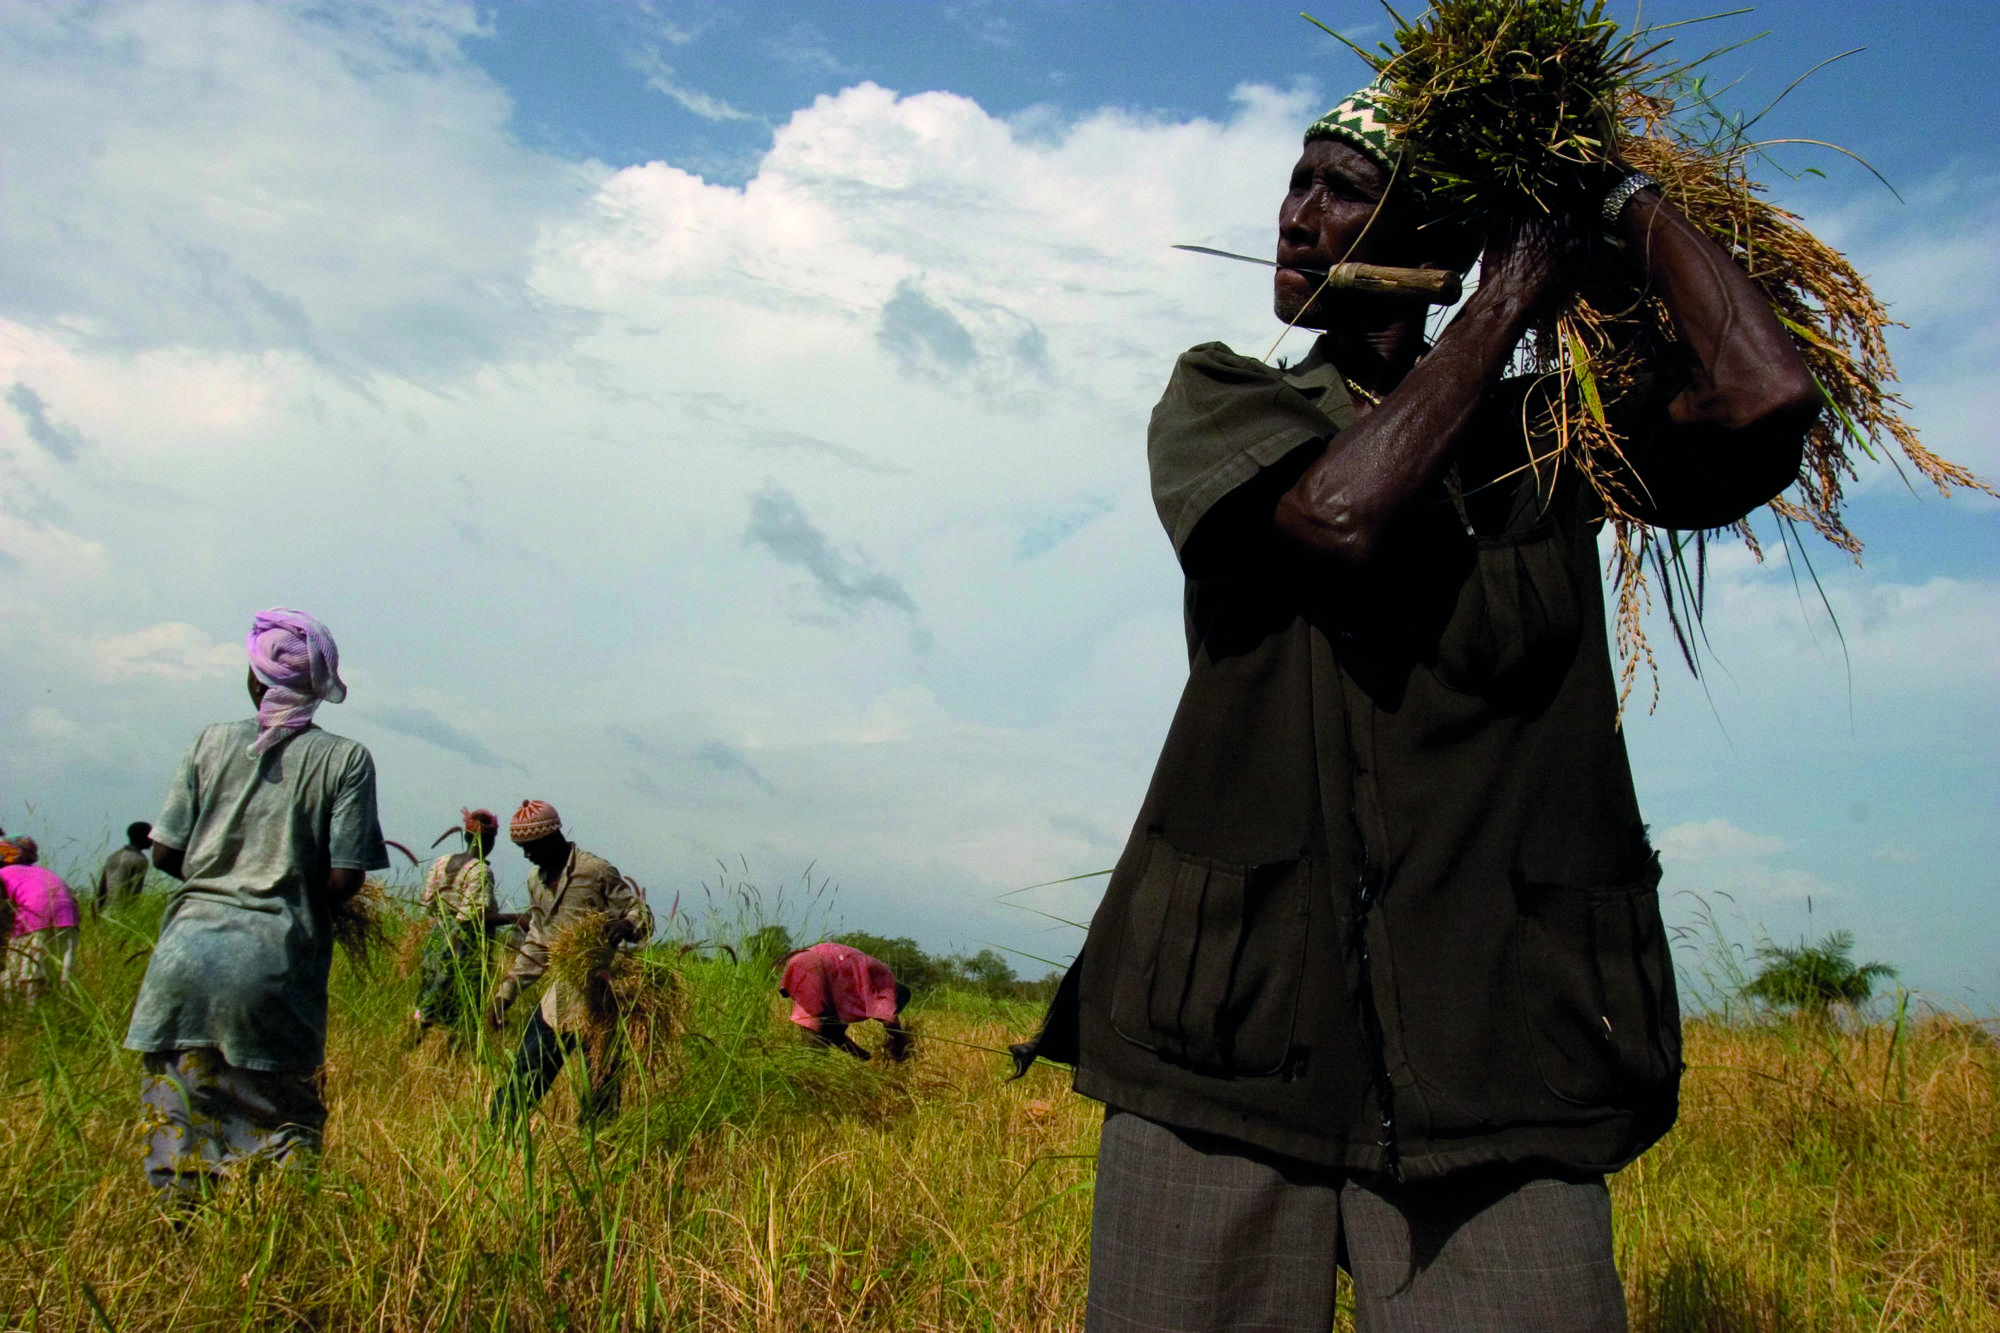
top-left (1305, 84), bottom-right (1400, 177)
top-left (509, 799), bottom-right (562, 844)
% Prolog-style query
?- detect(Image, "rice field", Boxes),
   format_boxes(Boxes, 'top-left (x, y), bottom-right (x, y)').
top-left (1, 889), bottom-right (1994, 1331)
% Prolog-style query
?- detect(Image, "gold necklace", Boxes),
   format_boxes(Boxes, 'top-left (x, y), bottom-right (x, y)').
top-left (1344, 377), bottom-right (1381, 406)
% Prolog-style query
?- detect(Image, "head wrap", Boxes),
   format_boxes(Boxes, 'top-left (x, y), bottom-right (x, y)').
top-left (245, 608), bottom-right (346, 756)
top-left (1305, 84), bottom-right (1401, 178)
top-left (431, 808), bottom-right (501, 850)
top-left (509, 799), bottom-right (562, 845)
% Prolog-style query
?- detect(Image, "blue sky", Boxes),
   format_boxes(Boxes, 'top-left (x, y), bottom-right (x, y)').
top-left (2, 0), bottom-right (1993, 1007)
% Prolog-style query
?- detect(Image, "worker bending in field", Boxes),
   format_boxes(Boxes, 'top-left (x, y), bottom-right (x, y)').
top-left (780, 942), bottom-right (912, 1061)
top-left (2, 838), bottom-right (81, 999)
top-left (1013, 85), bottom-right (1817, 1331)
top-left (124, 609), bottom-right (388, 1195)
top-left (486, 800), bottom-right (651, 1127)
top-left (413, 807), bottom-right (513, 1038)
top-left (95, 821), bottom-right (153, 913)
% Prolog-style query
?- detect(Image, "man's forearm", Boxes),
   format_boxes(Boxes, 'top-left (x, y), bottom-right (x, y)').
top-left (1275, 288), bottom-right (1535, 564)
top-left (1611, 189), bottom-right (1817, 524)
top-left (1621, 190), bottom-right (1814, 432)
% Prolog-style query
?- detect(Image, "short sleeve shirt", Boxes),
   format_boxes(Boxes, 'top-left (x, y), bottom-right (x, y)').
top-left (423, 853), bottom-right (496, 923)
top-left (780, 943), bottom-right (900, 1029)
top-left (124, 719), bottom-right (389, 1072)
top-left (99, 847), bottom-right (151, 903)
top-left (3, 865), bottom-right (79, 934)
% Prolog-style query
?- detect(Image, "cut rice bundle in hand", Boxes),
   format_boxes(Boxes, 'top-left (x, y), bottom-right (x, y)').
top-left (1314, 0), bottom-right (1994, 708)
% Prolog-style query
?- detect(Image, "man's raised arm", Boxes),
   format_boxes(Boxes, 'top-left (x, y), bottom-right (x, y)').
top-left (1599, 181), bottom-right (1820, 528)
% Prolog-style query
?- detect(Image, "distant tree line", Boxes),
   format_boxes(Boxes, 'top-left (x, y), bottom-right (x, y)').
top-left (741, 924), bottom-right (1062, 1002)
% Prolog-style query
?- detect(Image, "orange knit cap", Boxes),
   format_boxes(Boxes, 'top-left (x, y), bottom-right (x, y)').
top-left (509, 799), bottom-right (562, 844)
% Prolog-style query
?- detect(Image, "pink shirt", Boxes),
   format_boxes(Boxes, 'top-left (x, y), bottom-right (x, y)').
top-left (781, 943), bottom-right (900, 1029)
top-left (2, 865), bottom-right (79, 934)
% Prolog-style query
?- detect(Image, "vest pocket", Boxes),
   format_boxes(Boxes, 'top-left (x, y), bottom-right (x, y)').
top-left (1428, 524), bottom-right (1584, 700)
top-left (1108, 831), bottom-right (1311, 1077)
top-left (1512, 869), bottom-right (1681, 1107)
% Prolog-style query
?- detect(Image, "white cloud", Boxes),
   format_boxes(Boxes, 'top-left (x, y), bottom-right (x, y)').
top-left (1657, 818), bottom-right (1787, 863)
top-left (631, 48), bottom-right (757, 124)
top-left (1793, 171), bottom-right (2000, 491)
top-left (762, 23), bottom-right (858, 79)
top-left (26, 708), bottom-right (80, 742)
top-left (1700, 565), bottom-right (2000, 737)
top-left (0, 0), bottom-right (598, 378)
top-left (0, 516), bottom-right (109, 585)
top-left (91, 623), bottom-right (241, 682)
top-left (1655, 818), bottom-right (1833, 925)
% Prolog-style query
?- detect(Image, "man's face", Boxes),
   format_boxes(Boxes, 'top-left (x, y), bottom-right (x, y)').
top-left (518, 833), bottom-right (565, 873)
top-left (1274, 138), bottom-right (1414, 329)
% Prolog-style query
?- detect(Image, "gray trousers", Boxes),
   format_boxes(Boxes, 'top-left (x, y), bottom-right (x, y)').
top-left (1087, 1109), bottom-right (1627, 1333)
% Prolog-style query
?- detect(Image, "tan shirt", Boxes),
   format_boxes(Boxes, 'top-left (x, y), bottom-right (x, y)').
top-left (492, 844), bottom-right (651, 1031)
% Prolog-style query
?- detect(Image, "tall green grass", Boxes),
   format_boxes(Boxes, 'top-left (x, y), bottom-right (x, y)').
top-left (1, 882), bottom-right (1993, 1329)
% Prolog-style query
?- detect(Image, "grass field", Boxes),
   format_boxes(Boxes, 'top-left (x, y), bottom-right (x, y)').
top-left (1, 888), bottom-right (1994, 1331)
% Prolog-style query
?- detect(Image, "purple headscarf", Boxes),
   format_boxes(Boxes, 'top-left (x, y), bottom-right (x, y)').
top-left (245, 608), bottom-right (347, 756)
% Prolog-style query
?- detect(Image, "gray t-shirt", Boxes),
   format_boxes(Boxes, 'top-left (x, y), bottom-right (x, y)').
top-left (97, 847), bottom-right (150, 905)
top-left (124, 718), bottom-right (389, 1071)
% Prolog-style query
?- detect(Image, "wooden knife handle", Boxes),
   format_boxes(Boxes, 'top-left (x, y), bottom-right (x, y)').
top-left (1327, 263), bottom-right (1462, 305)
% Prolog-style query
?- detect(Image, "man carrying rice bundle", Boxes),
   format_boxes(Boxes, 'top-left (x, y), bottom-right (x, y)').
top-left (486, 799), bottom-right (652, 1127)
top-left (780, 941), bottom-right (913, 1062)
top-left (412, 806), bottom-right (511, 1039)
top-left (124, 608), bottom-right (388, 1197)
top-left (1014, 80), bottom-right (1816, 1330)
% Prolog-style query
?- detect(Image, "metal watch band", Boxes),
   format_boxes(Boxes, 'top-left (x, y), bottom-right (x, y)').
top-left (1601, 170), bottom-right (1659, 224)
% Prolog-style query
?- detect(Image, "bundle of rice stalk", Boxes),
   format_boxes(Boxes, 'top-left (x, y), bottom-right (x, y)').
top-left (393, 909), bottom-right (430, 978)
top-left (331, 877), bottom-right (395, 968)
top-left (545, 910), bottom-right (682, 1073)
top-left (1315, 1), bottom-right (1995, 708)
top-left (1359, 0), bottom-right (1644, 224)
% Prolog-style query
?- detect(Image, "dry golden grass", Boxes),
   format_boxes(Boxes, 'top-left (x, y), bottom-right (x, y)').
top-left (1619, 1015), bottom-right (2000, 1331)
top-left (2, 901), bottom-right (1992, 1330)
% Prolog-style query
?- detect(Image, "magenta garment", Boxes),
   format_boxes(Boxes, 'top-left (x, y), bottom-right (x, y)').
top-left (245, 608), bottom-right (346, 756)
top-left (2, 865), bottom-right (79, 934)
top-left (781, 943), bottom-right (900, 1029)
